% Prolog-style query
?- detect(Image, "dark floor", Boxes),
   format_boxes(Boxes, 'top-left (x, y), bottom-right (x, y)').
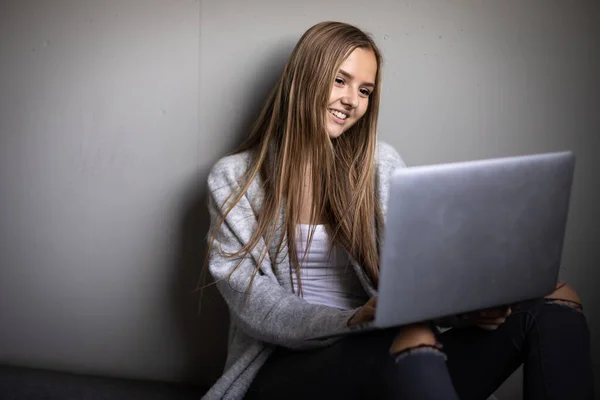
top-left (0, 365), bottom-right (207, 400)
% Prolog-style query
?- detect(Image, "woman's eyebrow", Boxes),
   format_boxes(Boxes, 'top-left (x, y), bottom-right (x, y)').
top-left (338, 69), bottom-right (375, 88)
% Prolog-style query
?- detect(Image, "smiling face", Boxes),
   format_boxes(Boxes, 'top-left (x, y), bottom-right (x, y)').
top-left (326, 47), bottom-right (378, 139)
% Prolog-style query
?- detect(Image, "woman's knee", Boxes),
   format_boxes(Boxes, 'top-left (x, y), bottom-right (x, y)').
top-left (545, 281), bottom-right (583, 312)
top-left (390, 324), bottom-right (438, 354)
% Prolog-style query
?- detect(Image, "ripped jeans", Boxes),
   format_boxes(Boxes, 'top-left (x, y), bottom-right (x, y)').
top-left (245, 298), bottom-right (593, 399)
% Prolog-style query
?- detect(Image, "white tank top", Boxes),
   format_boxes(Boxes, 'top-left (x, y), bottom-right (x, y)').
top-left (292, 224), bottom-right (367, 311)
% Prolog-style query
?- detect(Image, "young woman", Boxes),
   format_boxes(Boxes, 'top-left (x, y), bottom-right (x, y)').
top-left (202, 21), bottom-right (594, 400)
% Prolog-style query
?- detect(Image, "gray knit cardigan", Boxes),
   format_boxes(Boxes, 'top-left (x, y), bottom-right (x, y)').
top-left (202, 141), bottom-right (406, 399)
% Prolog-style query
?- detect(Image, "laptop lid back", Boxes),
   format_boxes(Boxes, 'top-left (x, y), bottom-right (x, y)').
top-left (375, 151), bottom-right (575, 328)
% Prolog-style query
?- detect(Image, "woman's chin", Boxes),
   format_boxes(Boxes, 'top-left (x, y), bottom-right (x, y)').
top-left (326, 125), bottom-right (345, 139)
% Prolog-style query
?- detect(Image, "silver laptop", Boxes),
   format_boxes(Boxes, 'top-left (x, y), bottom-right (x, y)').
top-left (312, 151), bottom-right (574, 338)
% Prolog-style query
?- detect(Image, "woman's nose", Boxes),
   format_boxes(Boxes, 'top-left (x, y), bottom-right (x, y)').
top-left (341, 90), bottom-right (358, 108)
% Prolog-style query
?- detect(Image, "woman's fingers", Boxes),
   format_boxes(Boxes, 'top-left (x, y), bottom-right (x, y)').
top-left (363, 296), bottom-right (377, 319)
top-left (477, 316), bottom-right (506, 324)
top-left (367, 295), bottom-right (378, 307)
top-left (460, 310), bottom-right (510, 329)
top-left (454, 306), bottom-right (513, 329)
top-left (348, 297), bottom-right (377, 326)
top-left (476, 323), bottom-right (502, 331)
top-left (473, 316), bottom-right (506, 330)
top-left (363, 305), bottom-right (376, 319)
top-left (478, 306), bottom-right (511, 318)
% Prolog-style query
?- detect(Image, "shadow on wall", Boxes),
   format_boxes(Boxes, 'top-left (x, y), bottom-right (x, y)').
top-left (170, 184), bottom-right (229, 388)
top-left (169, 41), bottom-right (296, 388)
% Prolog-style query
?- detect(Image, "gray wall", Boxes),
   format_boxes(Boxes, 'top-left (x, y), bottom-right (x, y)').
top-left (1, 0), bottom-right (598, 395)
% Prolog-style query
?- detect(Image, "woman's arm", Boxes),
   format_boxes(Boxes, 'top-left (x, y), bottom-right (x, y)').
top-left (207, 166), bottom-right (358, 349)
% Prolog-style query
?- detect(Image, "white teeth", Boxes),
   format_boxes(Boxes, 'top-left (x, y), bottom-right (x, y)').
top-left (329, 109), bottom-right (348, 120)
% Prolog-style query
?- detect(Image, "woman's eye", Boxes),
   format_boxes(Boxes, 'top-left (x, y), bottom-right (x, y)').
top-left (360, 89), bottom-right (371, 96)
top-left (335, 77), bottom-right (344, 85)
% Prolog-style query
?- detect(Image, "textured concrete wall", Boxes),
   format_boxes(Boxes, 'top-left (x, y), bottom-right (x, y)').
top-left (1, 1), bottom-right (598, 395)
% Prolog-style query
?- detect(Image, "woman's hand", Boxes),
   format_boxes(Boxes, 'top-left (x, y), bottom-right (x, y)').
top-left (348, 297), bottom-right (511, 330)
top-left (458, 305), bottom-right (512, 331)
top-left (348, 296), bottom-right (377, 326)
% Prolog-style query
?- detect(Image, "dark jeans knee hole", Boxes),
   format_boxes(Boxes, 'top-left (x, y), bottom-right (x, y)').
top-left (544, 298), bottom-right (583, 313)
top-left (390, 343), bottom-right (447, 362)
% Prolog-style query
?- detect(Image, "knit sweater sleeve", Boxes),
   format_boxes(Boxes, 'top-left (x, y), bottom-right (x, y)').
top-left (206, 157), bottom-right (359, 349)
top-left (206, 142), bottom-right (406, 349)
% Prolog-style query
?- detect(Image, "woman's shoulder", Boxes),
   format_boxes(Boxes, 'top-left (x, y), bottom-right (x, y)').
top-left (207, 150), bottom-right (254, 192)
top-left (376, 140), bottom-right (407, 170)
top-left (207, 142), bottom-right (405, 189)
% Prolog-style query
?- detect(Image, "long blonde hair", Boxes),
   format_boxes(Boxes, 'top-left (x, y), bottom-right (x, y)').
top-left (206, 21), bottom-right (384, 293)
